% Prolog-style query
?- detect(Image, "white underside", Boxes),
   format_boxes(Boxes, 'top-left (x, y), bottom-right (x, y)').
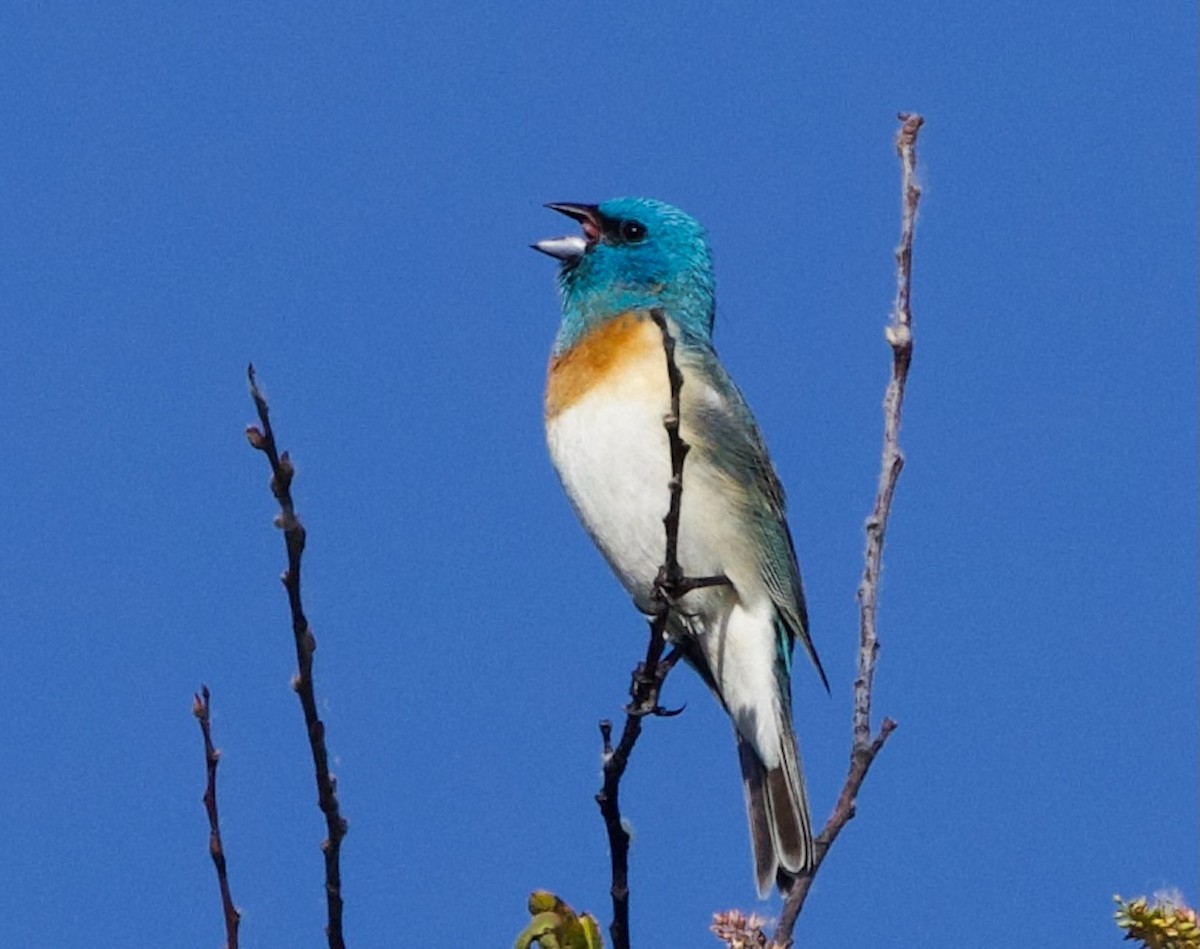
top-left (546, 347), bottom-right (785, 767)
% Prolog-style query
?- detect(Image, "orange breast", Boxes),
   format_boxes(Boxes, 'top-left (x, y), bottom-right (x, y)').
top-left (545, 312), bottom-right (661, 418)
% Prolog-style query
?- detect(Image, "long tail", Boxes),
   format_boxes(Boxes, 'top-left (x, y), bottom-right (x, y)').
top-left (737, 710), bottom-right (813, 898)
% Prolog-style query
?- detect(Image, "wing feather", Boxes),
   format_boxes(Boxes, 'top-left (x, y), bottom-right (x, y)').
top-left (684, 345), bottom-right (828, 690)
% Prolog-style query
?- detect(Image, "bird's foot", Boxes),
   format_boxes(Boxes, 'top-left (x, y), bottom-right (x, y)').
top-left (652, 570), bottom-right (731, 607)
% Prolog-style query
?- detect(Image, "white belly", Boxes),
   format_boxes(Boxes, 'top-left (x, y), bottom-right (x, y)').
top-left (545, 354), bottom-right (789, 764)
top-left (546, 365), bottom-right (756, 610)
top-left (547, 385), bottom-right (677, 606)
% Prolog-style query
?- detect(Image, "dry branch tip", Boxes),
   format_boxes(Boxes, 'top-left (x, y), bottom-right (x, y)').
top-left (245, 367), bottom-right (347, 949)
top-left (771, 111), bottom-right (924, 949)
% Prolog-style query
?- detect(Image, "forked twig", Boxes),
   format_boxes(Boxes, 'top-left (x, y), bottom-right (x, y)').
top-left (596, 612), bottom-right (677, 949)
top-left (772, 111), bottom-right (924, 947)
top-left (245, 365), bottom-right (348, 949)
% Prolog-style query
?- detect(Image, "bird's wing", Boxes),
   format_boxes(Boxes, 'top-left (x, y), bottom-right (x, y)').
top-left (685, 343), bottom-right (828, 690)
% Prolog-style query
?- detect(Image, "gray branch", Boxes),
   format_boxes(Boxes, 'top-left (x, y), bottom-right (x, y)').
top-left (772, 112), bottom-right (925, 948)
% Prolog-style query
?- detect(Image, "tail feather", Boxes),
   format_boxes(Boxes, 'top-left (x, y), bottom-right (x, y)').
top-left (769, 720), bottom-right (813, 873)
top-left (737, 716), bottom-right (813, 898)
top-left (738, 738), bottom-right (777, 895)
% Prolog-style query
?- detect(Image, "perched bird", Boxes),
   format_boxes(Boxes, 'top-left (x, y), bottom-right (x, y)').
top-left (534, 197), bottom-right (828, 897)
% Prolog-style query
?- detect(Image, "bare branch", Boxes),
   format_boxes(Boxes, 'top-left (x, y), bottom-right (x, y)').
top-left (773, 111), bottom-right (924, 947)
top-left (192, 685), bottom-right (240, 949)
top-left (855, 111), bottom-right (922, 752)
top-left (246, 365), bottom-right (348, 949)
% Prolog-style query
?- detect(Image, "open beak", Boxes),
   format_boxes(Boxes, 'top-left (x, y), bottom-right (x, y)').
top-left (532, 202), bottom-right (601, 260)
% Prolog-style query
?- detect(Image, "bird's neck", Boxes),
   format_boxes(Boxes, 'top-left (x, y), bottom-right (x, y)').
top-left (554, 283), bottom-right (714, 355)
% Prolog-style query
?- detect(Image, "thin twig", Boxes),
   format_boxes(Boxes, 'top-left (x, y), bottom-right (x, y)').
top-left (596, 614), bottom-right (677, 949)
top-left (245, 365), bottom-right (348, 949)
top-left (773, 111), bottom-right (924, 947)
top-left (653, 308), bottom-right (688, 599)
top-left (597, 310), bottom-right (728, 949)
top-left (192, 685), bottom-right (240, 949)
top-left (855, 112), bottom-right (921, 752)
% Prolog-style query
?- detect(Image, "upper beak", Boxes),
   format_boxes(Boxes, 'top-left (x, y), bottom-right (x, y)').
top-left (532, 202), bottom-right (601, 260)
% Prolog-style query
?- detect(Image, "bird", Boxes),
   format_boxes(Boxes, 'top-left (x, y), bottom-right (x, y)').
top-left (534, 197), bottom-right (828, 897)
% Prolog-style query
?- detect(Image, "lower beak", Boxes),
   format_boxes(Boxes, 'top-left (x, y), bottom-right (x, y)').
top-left (532, 235), bottom-right (588, 259)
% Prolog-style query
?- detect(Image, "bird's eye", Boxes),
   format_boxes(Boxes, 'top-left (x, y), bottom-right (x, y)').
top-left (620, 220), bottom-right (647, 243)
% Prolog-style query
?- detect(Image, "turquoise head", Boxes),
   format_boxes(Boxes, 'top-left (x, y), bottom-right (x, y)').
top-left (535, 197), bottom-right (716, 353)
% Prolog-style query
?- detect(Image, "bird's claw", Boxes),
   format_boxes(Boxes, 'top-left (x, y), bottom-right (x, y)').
top-left (625, 699), bottom-right (686, 719)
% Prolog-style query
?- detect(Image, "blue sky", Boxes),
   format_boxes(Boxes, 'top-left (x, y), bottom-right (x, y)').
top-left (1, 3), bottom-right (1194, 947)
